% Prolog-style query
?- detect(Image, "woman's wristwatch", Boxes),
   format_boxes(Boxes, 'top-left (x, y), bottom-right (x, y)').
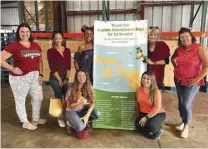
top-left (145, 115), bottom-right (149, 119)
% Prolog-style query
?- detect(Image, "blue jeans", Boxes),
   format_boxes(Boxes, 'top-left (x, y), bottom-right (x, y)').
top-left (65, 107), bottom-right (100, 131)
top-left (174, 78), bottom-right (200, 124)
top-left (49, 78), bottom-right (67, 100)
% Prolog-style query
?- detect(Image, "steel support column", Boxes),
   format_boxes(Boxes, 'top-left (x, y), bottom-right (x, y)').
top-left (200, 1), bottom-right (207, 45)
top-left (44, 1), bottom-right (49, 31)
top-left (34, 1), bottom-right (39, 31)
top-left (200, 1), bottom-right (208, 93)
top-left (106, 1), bottom-right (110, 20)
top-left (102, 0), bottom-right (110, 21)
top-left (102, 1), bottom-right (106, 21)
top-left (189, 1), bottom-right (195, 29)
top-left (18, 1), bottom-right (25, 24)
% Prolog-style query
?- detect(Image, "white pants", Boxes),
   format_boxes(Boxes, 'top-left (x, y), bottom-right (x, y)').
top-left (9, 71), bottom-right (43, 122)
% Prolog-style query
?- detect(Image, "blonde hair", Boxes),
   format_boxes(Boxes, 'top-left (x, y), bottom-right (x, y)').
top-left (148, 27), bottom-right (160, 40)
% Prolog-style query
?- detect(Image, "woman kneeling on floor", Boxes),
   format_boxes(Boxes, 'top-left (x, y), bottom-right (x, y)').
top-left (65, 69), bottom-right (100, 138)
top-left (135, 71), bottom-right (166, 140)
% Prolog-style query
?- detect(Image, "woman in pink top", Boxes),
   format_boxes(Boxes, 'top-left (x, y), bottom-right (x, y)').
top-left (135, 71), bottom-right (166, 140)
top-left (171, 27), bottom-right (208, 138)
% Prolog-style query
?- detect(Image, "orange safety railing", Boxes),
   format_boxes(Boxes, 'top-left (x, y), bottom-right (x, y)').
top-left (32, 32), bottom-right (208, 38)
top-left (160, 32), bottom-right (208, 37)
top-left (32, 33), bottom-right (84, 38)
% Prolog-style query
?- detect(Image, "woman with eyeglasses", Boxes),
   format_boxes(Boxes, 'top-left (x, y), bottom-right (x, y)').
top-left (171, 27), bottom-right (208, 138)
top-left (135, 71), bottom-right (166, 140)
top-left (74, 25), bottom-right (94, 84)
top-left (146, 27), bottom-right (170, 89)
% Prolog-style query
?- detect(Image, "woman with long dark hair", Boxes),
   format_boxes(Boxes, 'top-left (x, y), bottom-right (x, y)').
top-left (135, 71), bottom-right (166, 140)
top-left (65, 69), bottom-right (99, 138)
top-left (47, 30), bottom-right (71, 127)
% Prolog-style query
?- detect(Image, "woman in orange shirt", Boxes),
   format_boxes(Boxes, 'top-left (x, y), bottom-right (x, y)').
top-left (135, 71), bottom-right (166, 140)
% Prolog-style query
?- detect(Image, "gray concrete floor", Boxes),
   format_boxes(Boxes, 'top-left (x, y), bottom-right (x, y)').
top-left (1, 84), bottom-right (208, 148)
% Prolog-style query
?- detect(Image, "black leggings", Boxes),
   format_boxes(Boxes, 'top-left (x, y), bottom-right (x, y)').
top-left (135, 112), bottom-right (166, 139)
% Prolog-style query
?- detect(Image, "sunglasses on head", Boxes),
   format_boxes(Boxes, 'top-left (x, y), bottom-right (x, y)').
top-left (149, 26), bottom-right (159, 29)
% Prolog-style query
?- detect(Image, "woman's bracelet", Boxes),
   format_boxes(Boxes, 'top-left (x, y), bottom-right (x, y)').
top-left (65, 78), bottom-right (69, 80)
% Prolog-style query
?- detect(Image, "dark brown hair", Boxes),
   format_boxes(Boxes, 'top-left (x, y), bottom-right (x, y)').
top-left (178, 27), bottom-right (196, 46)
top-left (141, 71), bottom-right (158, 104)
top-left (16, 23), bottom-right (33, 42)
top-left (70, 69), bottom-right (94, 104)
top-left (81, 25), bottom-right (94, 33)
top-left (51, 30), bottom-right (65, 47)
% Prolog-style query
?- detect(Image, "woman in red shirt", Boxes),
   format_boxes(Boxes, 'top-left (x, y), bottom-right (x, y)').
top-left (135, 71), bottom-right (166, 140)
top-left (171, 27), bottom-right (208, 138)
top-left (146, 27), bottom-right (170, 89)
top-left (47, 31), bottom-right (71, 127)
top-left (1, 23), bottom-right (46, 130)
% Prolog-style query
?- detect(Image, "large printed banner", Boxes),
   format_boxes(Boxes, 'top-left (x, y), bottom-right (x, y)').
top-left (93, 20), bottom-right (148, 130)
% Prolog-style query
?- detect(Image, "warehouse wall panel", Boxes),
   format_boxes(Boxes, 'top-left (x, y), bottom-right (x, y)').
top-left (172, 6), bottom-right (182, 31)
top-left (1, 8), bottom-right (19, 25)
top-left (144, 6), bottom-right (153, 27)
top-left (162, 6), bottom-right (172, 31)
top-left (144, 3), bottom-right (203, 32)
top-left (66, 0), bottom-right (140, 32)
top-left (181, 5), bottom-right (191, 29)
top-left (153, 6), bottom-right (163, 29)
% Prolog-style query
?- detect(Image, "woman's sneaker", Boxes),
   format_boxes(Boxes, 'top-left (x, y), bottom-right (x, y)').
top-left (22, 122), bottom-right (37, 130)
top-left (32, 119), bottom-right (47, 126)
top-left (180, 125), bottom-right (189, 138)
top-left (58, 118), bottom-right (66, 127)
top-left (155, 128), bottom-right (164, 140)
top-left (175, 122), bottom-right (184, 131)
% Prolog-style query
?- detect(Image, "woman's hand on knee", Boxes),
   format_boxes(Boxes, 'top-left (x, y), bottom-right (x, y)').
top-left (139, 117), bottom-right (148, 127)
top-left (80, 115), bottom-right (89, 127)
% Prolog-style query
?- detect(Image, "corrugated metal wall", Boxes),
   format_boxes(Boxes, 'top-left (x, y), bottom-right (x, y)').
top-left (1, 1), bottom-right (204, 32)
top-left (144, 1), bottom-right (203, 32)
top-left (66, 1), bottom-right (140, 32)
top-left (1, 2), bottom-right (19, 31)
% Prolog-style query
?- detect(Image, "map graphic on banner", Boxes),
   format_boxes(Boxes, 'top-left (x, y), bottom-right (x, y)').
top-left (93, 20), bottom-right (148, 130)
